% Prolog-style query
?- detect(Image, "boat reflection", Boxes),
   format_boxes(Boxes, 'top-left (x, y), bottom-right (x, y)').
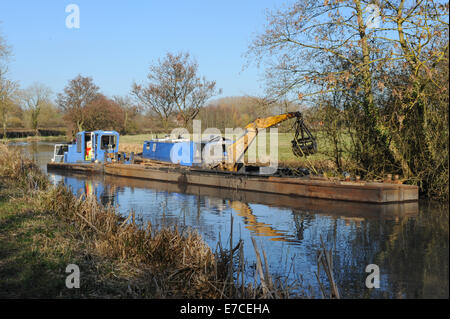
top-left (49, 171), bottom-right (118, 207)
top-left (47, 170), bottom-right (419, 244)
top-left (230, 201), bottom-right (295, 242)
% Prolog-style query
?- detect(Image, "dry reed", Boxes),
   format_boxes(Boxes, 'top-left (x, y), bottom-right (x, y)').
top-left (315, 236), bottom-right (340, 299)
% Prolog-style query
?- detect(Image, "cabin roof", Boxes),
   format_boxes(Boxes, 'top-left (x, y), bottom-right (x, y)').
top-left (76, 130), bottom-right (119, 135)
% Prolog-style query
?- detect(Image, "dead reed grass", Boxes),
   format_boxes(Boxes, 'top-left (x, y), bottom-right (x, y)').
top-left (315, 236), bottom-right (340, 299)
top-left (0, 143), bottom-right (49, 191)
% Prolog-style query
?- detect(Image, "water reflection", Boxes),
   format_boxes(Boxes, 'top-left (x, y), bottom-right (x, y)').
top-left (50, 173), bottom-right (118, 207)
top-left (230, 201), bottom-right (295, 242)
top-left (11, 141), bottom-right (449, 298)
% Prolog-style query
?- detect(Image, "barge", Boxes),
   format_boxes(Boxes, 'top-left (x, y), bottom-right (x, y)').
top-left (48, 112), bottom-right (419, 204)
top-left (104, 162), bottom-right (418, 204)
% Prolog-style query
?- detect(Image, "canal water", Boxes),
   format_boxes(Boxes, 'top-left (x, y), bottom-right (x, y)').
top-left (11, 141), bottom-right (449, 299)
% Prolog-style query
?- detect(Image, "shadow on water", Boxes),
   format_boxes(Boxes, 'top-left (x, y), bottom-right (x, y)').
top-left (12, 141), bottom-right (450, 298)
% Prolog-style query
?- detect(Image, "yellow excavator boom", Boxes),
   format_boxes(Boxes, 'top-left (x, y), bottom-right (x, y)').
top-left (222, 112), bottom-right (304, 171)
top-left (244, 112), bottom-right (300, 130)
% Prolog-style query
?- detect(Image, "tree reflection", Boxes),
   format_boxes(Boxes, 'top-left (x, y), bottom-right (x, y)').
top-left (317, 202), bottom-right (449, 298)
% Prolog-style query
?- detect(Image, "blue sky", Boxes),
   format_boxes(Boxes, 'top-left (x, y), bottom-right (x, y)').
top-left (0, 0), bottom-right (283, 100)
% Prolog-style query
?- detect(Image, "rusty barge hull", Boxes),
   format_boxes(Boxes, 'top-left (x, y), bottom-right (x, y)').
top-left (104, 163), bottom-right (418, 204)
top-left (47, 162), bottom-right (104, 173)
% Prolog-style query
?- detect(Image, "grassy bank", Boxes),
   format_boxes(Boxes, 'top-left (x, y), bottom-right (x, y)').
top-left (0, 185), bottom-right (118, 298)
top-left (0, 143), bottom-right (305, 298)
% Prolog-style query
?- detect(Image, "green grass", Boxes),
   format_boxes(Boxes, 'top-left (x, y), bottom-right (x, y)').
top-left (269, 131), bottom-right (330, 162)
top-left (0, 186), bottom-right (78, 298)
top-left (0, 180), bottom-right (152, 298)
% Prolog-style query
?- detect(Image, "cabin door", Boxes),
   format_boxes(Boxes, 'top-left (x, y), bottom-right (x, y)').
top-left (85, 132), bottom-right (94, 161)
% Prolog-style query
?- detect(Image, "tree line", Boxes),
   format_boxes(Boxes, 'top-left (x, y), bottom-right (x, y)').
top-left (0, 48), bottom-right (226, 137)
top-left (1, 42), bottom-right (294, 137)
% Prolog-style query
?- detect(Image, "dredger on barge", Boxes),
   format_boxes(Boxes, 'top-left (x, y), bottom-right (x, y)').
top-left (48, 112), bottom-right (418, 204)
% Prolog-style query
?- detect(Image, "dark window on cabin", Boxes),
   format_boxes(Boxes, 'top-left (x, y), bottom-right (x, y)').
top-left (57, 145), bottom-right (68, 155)
top-left (100, 135), bottom-right (116, 150)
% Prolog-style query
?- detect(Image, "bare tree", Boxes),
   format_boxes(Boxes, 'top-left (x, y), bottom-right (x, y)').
top-left (0, 69), bottom-right (18, 139)
top-left (19, 83), bottom-right (52, 135)
top-left (56, 75), bottom-right (100, 134)
top-left (0, 28), bottom-right (11, 63)
top-left (0, 32), bottom-right (17, 139)
top-left (113, 95), bottom-right (141, 134)
top-left (132, 52), bottom-right (221, 130)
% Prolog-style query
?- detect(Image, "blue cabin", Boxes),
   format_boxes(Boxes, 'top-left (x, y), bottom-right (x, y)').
top-left (63, 130), bottom-right (120, 164)
top-left (141, 136), bottom-right (234, 167)
top-left (142, 138), bottom-right (201, 166)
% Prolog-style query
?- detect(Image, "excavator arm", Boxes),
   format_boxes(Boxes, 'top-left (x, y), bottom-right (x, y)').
top-left (220, 111), bottom-right (316, 172)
